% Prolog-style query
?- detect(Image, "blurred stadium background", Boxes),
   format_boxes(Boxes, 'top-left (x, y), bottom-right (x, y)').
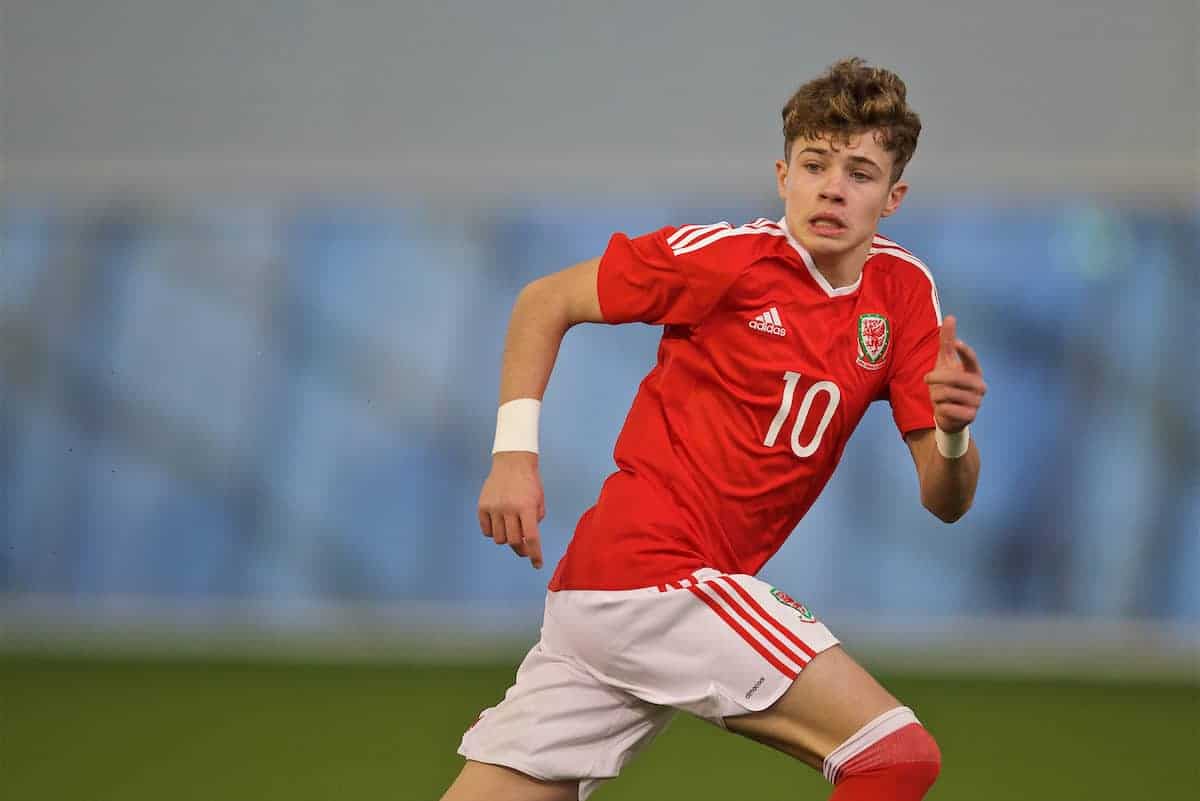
top-left (2, 2), bottom-right (1197, 800)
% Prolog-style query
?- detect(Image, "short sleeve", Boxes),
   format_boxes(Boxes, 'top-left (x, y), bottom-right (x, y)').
top-left (597, 223), bottom-right (746, 326)
top-left (887, 277), bottom-right (942, 437)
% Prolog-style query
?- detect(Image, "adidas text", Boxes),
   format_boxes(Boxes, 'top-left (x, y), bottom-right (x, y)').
top-left (749, 319), bottom-right (786, 337)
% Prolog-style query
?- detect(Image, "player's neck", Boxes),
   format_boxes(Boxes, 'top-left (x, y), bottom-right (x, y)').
top-left (810, 238), bottom-right (872, 290)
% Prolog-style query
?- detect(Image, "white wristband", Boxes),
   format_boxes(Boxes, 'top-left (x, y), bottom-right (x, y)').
top-left (492, 398), bottom-right (541, 454)
top-left (934, 426), bottom-right (970, 459)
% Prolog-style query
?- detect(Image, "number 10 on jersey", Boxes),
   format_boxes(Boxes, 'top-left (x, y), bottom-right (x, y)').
top-left (763, 371), bottom-right (841, 458)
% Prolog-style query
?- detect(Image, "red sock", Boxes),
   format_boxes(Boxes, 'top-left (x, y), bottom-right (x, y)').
top-left (828, 761), bottom-right (941, 800)
top-left (825, 712), bottom-right (941, 801)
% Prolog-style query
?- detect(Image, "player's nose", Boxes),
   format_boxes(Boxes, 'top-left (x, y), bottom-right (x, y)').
top-left (818, 173), bottom-right (846, 201)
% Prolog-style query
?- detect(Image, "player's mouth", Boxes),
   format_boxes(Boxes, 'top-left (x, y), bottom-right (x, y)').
top-left (808, 214), bottom-right (848, 236)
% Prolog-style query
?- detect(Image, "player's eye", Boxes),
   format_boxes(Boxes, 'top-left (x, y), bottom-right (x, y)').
top-left (804, 162), bottom-right (822, 173)
top-left (852, 171), bottom-right (871, 182)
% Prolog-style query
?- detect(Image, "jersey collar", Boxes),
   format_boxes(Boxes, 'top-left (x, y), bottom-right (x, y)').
top-left (777, 216), bottom-right (863, 298)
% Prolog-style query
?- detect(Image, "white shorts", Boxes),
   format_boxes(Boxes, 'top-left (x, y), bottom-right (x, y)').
top-left (458, 568), bottom-right (840, 800)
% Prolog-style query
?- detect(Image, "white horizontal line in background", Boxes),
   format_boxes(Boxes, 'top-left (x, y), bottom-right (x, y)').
top-left (3, 156), bottom-right (1198, 199)
top-left (1, 595), bottom-right (1196, 681)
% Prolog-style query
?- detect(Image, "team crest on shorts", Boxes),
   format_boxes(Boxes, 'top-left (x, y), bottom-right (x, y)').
top-left (770, 588), bottom-right (816, 622)
top-left (856, 313), bottom-right (890, 371)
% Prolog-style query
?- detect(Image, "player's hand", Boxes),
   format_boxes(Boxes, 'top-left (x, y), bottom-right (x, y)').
top-left (477, 451), bottom-right (547, 569)
top-left (923, 315), bottom-right (986, 434)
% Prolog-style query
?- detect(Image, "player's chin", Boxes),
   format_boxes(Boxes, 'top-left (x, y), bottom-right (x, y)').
top-left (805, 241), bottom-right (858, 263)
top-left (801, 230), bottom-right (863, 255)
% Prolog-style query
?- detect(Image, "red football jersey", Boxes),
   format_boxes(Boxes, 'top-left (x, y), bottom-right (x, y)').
top-left (548, 218), bottom-right (942, 591)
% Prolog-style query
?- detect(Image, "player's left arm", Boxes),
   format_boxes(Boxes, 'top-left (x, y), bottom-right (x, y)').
top-left (904, 315), bottom-right (985, 523)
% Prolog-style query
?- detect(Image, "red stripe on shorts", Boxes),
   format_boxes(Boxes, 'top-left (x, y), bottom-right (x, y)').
top-left (688, 587), bottom-right (798, 680)
top-left (716, 576), bottom-right (819, 660)
top-left (704, 580), bottom-right (810, 668)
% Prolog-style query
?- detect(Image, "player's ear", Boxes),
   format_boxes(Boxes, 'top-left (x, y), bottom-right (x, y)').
top-left (776, 160), bottom-right (789, 199)
top-left (880, 180), bottom-right (908, 218)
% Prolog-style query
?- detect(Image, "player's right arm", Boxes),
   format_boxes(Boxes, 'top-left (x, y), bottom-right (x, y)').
top-left (479, 222), bottom-right (747, 568)
top-left (478, 258), bottom-right (604, 569)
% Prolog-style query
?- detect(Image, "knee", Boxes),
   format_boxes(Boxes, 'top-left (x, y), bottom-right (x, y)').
top-left (893, 724), bottom-right (941, 788)
top-left (897, 722), bottom-right (940, 768)
top-left (825, 713), bottom-right (941, 790)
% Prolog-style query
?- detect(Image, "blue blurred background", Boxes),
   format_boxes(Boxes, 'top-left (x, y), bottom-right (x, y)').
top-left (2, 0), bottom-right (1197, 663)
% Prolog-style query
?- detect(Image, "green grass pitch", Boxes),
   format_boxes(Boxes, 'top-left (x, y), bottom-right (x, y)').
top-left (2, 654), bottom-right (1196, 800)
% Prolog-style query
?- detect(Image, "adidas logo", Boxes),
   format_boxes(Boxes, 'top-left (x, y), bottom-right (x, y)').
top-left (749, 307), bottom-right (786, 337)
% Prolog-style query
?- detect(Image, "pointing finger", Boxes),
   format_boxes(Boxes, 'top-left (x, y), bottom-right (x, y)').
top-left (937, 316), bottom-right (959, 367)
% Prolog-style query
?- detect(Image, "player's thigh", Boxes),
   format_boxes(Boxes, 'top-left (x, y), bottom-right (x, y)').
top-left (722, 644), bottom-right (900, 770)
top-left (440, 760), bottom-right (578, 801)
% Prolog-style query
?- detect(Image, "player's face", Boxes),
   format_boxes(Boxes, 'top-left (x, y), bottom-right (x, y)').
top-left (775, 131), bottom-right (908, 269)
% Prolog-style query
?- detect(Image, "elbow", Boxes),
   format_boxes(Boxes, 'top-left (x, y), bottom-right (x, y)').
top-left (924, 496), bottom-right (972, 524)
top-left (932, 507), bottom-right (965, 524)
top-left (518, 276), bottom-right (576, 331)
top-left (516, 279), bottom-right (568, 329)
top-left (517, 276), bottom-right (551, 307)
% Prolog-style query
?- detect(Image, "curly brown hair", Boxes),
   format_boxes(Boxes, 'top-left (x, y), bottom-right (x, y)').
top-left (782, 58), bottom-right (922, 183)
